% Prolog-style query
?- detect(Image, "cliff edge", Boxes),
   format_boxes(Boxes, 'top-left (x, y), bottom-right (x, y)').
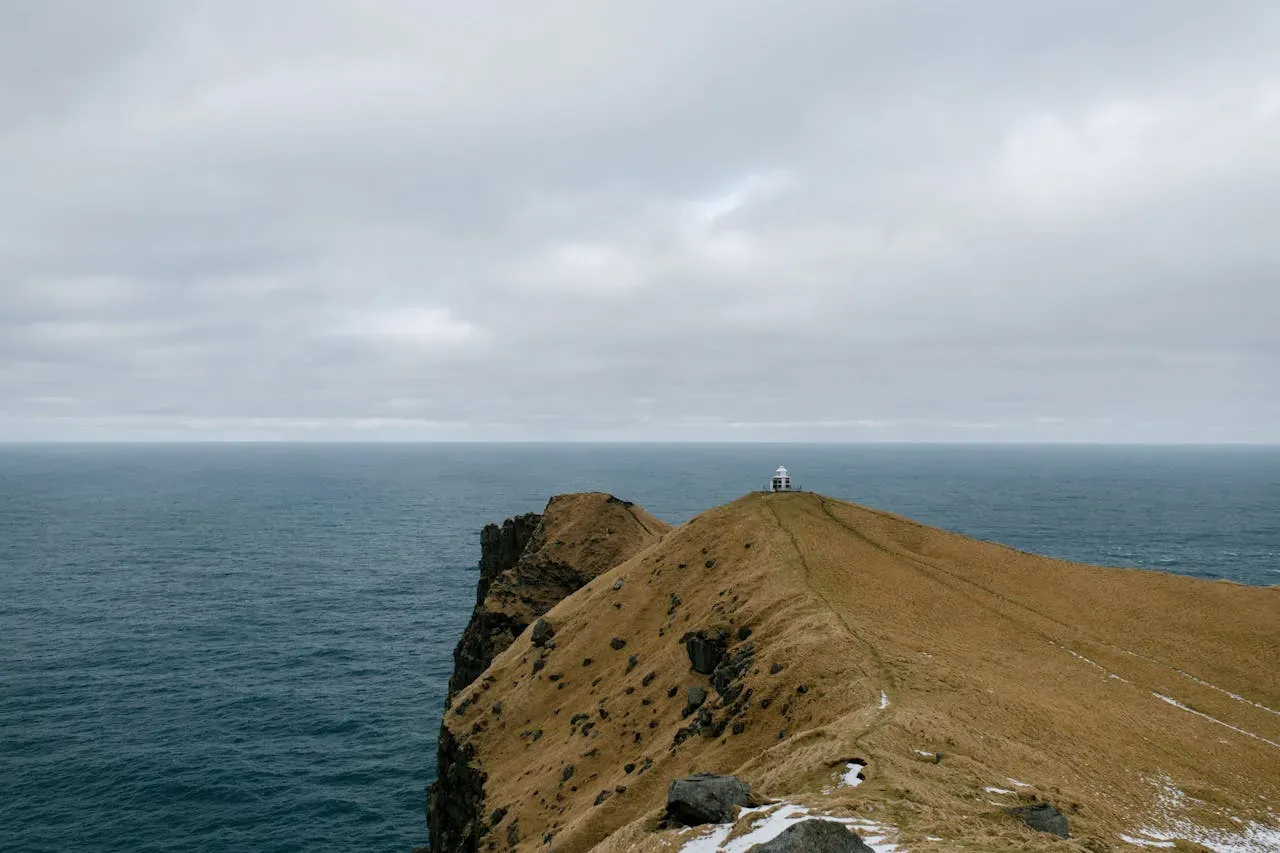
top-left (429, 493), bottom-right (670, 850)
top-left (427, 491), bottom-right (1279, 853)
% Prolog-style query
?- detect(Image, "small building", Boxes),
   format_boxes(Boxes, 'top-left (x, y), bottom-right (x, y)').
top-left (770, 466), bottom-right (792, 492)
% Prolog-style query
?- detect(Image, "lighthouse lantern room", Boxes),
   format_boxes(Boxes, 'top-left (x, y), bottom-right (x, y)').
top-left (770, 466), bottom-right (792, 492)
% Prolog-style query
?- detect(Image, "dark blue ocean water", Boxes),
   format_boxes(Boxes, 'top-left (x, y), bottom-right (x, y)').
top-left (2, 443), bottom-right (1277, 852)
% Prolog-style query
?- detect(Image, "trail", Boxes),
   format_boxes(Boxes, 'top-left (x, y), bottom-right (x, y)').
top-left (764, 498), bottom-right (896, 744)
top-left (815, 496), bottom-right (1280, 752)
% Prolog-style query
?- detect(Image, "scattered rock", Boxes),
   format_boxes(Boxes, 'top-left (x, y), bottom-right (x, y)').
top-left (642, 671), bottom-right (657, 687)
top-left (770, 662), bottom-right (784, 675)
top-left (705, 559), bottom-right (716, 569)
top-left (624, 762), bottom-right (635, 774)
top-left (561, 764), bottom-right (575, 782)
top-left (583, 658), bottom-right (593, 667)
top-left (712, 643), bottom-right (755, 701)
top-left (796, 684), bottom-right (808, 695)
top-left (613, 578), bottom-right (624, 591)
top-left (531, 618), bottom-right (555, 648)
top-left (594, 789), bottom-right (610, 806)
top-left (489, 807), bottom-right (507, 826)
top-left (1006, 803), bottom-right (1070, 838)
top-left (683, 629), bottom-right (730, 675)
top-left (665, 773), bottom-right (755, 826)
top-left (667, 685), bottom-right (679, 698)
top-left (684, 686), bottom-right (708, 717)
top-left (738, 625), bottom-right (753, 641)
top-left (668, 593), bottom-right (682, 614)
top-left (506, 819), bottom-right (519, 847)
top-left (744, 819), bottom-right (874, 852)
top-left (610, 638), bottom-right (627, 651)
top-left (626, 655), bottom-right (638, 674)
top-left (531, 658), bottom-right (546, 674)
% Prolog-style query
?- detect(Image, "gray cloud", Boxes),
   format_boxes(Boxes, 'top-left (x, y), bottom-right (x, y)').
top-left (2, 1), bottom-right (1278, 441)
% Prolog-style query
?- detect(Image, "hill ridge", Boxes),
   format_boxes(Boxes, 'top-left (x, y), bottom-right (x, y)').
top-left (426, 491), bottom-right (1279, 853)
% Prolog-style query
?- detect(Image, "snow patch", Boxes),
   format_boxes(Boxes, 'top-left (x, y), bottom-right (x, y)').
top-left (984, 786), bottom-right (1015, 795)
top-left (840, 761), bottom-right (867, 788)
top-left (879, 690), bottom-right (890, 709)
top-left (1119, 833), bottom-right (1175, 848)
top-left (678, 803), bottom-right (900, 853)
top-left (1007, 778), bottom-right (1032, 788)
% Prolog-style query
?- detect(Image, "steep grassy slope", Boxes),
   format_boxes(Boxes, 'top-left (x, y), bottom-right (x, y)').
top-left (438, 492), bottom-right (1279, 853)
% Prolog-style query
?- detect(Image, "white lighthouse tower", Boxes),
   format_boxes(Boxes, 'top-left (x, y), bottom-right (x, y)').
top-left (770, 466), bottom-right (792, 492)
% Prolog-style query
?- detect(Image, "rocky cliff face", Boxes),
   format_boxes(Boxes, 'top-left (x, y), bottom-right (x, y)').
top-left (427, 493), bottom-right (669, 852)
top-left (425, 491), bottom-right (1280, 853)
top-left (447, 512), bottom-right (542, 701)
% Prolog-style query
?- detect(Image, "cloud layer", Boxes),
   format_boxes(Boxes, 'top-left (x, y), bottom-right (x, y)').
top-left (3, 1), bottom-right (1278, 441)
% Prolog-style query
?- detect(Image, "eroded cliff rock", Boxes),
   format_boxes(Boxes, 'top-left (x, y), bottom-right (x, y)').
top-left (427, 493), bottom-right (669, 852)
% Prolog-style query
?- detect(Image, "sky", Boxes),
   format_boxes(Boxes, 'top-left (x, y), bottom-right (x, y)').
top-left (2, 1), bottom-right (1278, 442)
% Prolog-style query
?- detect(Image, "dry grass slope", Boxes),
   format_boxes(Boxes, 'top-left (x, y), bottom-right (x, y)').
top-left (443, 492), bottom-right (1279, 853)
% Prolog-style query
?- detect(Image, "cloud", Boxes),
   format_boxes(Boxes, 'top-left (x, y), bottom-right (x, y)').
top-left (0, 1), bottom-right (1277, 441)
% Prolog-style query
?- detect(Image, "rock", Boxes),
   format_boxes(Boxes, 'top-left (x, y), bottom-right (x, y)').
top-left (610, 637), bottom-right (627, 651)
top-left (770, 662), bottom-right (784, 675)
top-left (705, 559), bottom-right (716, 568)
top-left (506, 819), bottom-right (519, 847)
top-left (684, 686), bottom-right (708, 716)
top-left (683, 629), bottom-right (730, 675)
top-left (561, 764), bottom-right (575, 782)
top-left (613, 578), bottom-right (624, 591)
top-left (626, 655), bottom-right (638, 674)
top-left (745, 819), bottom-right (874, 852)
top-left (737, 625), bottom-right (753, 641)
top-left (426, 728), bottom-right (487, 853)
top-left (1006, 803), bottom-right (1070, 838)
top-left (712, 643), bottom-right (754, 701)
top-left (665, 773), bottom-right (755, 826)
top-left (531, 618), bottom-right (555, 648)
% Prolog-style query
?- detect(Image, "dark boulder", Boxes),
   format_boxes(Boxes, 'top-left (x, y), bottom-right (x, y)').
top-left (745, 819), bottom-right (874, 852)
top-left (531, 618), bottom-right (555, 648)
top-left (684, 686), bottom-right (708, 717)
top-left (665, 773), bottom-right (755, 826)
top-left (682, 629), bottom-right (730, 675)
top-left (1006, 803), bottom-right (1070, 838)
top-left (712, 643), bottom-right (754, 701)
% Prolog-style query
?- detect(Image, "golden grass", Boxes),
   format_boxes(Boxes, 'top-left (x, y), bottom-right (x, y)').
top-left (444, 492), bottom-right (1279, 852)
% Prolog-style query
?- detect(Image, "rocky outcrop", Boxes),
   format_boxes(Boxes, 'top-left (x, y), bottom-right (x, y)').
top-left (426, 493), bottom-right (669, 853)
top-left (745, 820), bottom-right (874, 853)
top-left (1006, 802), bottom-right (1070, 838)
top-left (426, 727), bottom-right (487, 852)
top-left (447, 513), bottom-right (540, 700)
top-left (665, 773), bottom-right (757, 826)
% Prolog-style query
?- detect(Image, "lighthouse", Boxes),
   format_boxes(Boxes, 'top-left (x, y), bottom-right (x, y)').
top-left (770, 466), bottom-right (792, 492)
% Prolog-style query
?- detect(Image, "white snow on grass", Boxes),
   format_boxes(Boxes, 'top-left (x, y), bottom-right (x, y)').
top-left (1007, 778), bottom-right (1032, 788)
top-left (984, 786), bottom-right (1015, 795)
top-left (679, 803), bottom-right (900, 853)
top-left (1152, 693), bottom-right (1280, 749)
top-left (915, 750), bottom-right (935, 758)
top-left (1118, 833), bottom-right (1175, 848)
top-left (879, 690), bottom-right (890, 709)
top-left (1132, 774), bottom-right (1280, 853)
top-left (1175, 669), bottom-right (1280, 718)
top-left (839, 761), bottom-right (866, 788)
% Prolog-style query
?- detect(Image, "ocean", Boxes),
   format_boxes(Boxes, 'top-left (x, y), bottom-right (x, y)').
top-left (2, 443), bottom-right (1277, 852)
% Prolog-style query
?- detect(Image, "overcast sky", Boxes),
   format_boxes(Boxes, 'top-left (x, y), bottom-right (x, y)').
top-left (2, 2), bottom-right (1278, 442)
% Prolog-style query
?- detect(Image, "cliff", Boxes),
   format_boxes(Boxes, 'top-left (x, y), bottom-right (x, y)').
top-left (426, 491), bottom-right (1280, 853)
top-left (429, 493), bottom-right (671, 850)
